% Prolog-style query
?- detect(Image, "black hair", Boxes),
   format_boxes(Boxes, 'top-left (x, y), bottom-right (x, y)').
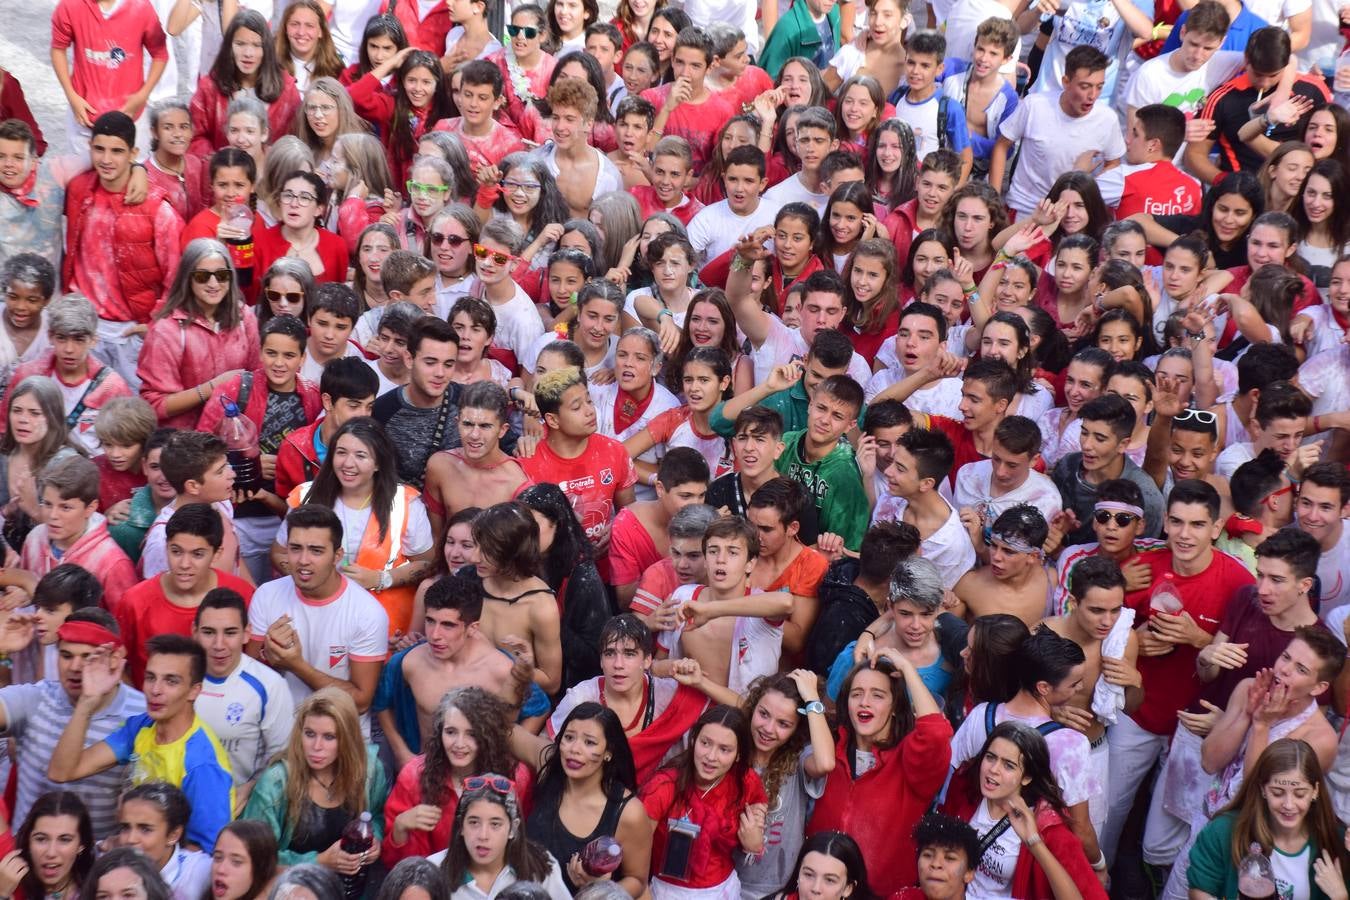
top-left (32, 563), bottom-right (102, 612)
top-left (1255, 527), bottom-right (1322, 581)
top-left (912, 814), bottom-right (980, 873)
top-left (992, 415), bottom-right (1040, 457)
top-left (424, 573), bottom-right (485, 624)
top-left (194, 587), bottom-right (248, 626)
top-left (319, 355), bottom-right (379, 402)
top-left (657, 446), bottom-right (710, 491)
top-left (898, 427), bottom-right (955, 485)
top-left (599, 613), bottom-right (654, 657)
top-left (1236, 342), bottom-right (1299, 395)
top-left (1230, 449), bottom-right (1289, 518)
top-left (1016, 627), bottom-right (1086, 696)
top-left (1167, 477), bottom-right (1222, 521)
top-left (1078, 393), bottom-right (1136, 441)
top-left (1068, 554), bottom-right (1126, 601)
top-left (144, 634), bottom-right (206, 685)
top-left (261, 313), bottom-right (308, 351)
top-left (165, 502), bottom-right (224, 550)
top-left (862, 399), bottom-right (913, 434)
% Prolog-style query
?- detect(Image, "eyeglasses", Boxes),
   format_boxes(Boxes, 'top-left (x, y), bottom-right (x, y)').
top-left (1093, 510), bottom-right (1139, 527)
top-left (463, 774), bottom-right (513, 794)
top-left (265, 289), bottom-right (304, 305)
top-left (191, 269), bottom-right (233, 285)
top-left (473, 243), bottom-right (514, 266)
top-left (407, 180), bottom-right (451, 198)
top-left (305, 103), bottom-right (338, 117)
top-left (430, 232), bottom-right (470, 248)
top-left (279, 190), bottom-right (318, 206)
top-left (506, 24), bottom-right (540, 38)
top-left (500, 179), bottom-right (541, 195)
top-left (1174, 408), bottom-right (1218, 426)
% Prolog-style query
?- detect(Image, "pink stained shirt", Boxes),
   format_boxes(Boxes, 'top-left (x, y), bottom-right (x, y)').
top-left (50, 0), bottom-right (168, 116)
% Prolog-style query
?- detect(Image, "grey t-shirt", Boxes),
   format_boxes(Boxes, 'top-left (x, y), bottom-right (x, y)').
top-left (0, 679), bottom-right (146, 839)
top-left (736, 747), bottom-right (826, 900)
top-left (372, 385), bottom-right (464, 487)
top-left (1051, 453), bottom-right (1165, 546)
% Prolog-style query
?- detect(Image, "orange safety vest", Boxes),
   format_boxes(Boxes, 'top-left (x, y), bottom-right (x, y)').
top-left (290, 483), bottom-right (421, 638)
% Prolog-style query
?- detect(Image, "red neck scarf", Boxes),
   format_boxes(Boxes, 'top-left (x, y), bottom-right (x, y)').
top-left (613, 386), bottom-right (654, 433)
top-left (2, 164), bottom-right (38, 208)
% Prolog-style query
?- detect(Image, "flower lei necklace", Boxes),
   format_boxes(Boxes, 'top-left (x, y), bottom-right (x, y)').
top-left (502, 33), bottom-right (535, 105)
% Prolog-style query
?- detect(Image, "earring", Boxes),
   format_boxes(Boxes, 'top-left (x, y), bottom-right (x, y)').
top-left (603, 755), bottom-right (612, 762)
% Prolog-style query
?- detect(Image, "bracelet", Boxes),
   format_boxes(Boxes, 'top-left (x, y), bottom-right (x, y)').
top-left (1313, 415), bottom-right (1321, 433)
top-left (1023, 833), bottom-right (1043, 848)
top-left (1091, 852), bottom-right (1108, 872)
top-left (195, 384), bottom-right (207, 403)
top-left (730, 255), bottom-right (751, 272)
top-left (377, 570), bottom-right (393, 591)
top-left (861, 628), bottom-right (876, 638)
top-left (657, 308), bottom-right (674, 321)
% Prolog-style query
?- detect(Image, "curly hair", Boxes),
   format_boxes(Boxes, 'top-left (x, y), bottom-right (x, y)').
top-left (741, 674), bottom-right (809, 808)
top-left (419, 687), bottom-right (515, 806)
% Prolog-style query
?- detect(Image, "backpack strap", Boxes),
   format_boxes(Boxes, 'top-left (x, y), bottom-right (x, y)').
top-left (65, 367), bottom-right (112, 431)
top-left (937, 95), bottom-right (951, 151)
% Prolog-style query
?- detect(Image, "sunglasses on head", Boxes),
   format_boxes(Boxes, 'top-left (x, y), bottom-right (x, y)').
top-left (1093, 510), bottom-right (1139, 527)
top-left (430, 232), bottom-right (470, 248)
top-left (506, 24), bottom-right (540, 38)
top-left (463, 774), bottom-right (513, 794)
top-left (1174, 408), bottom-right (1218, 426)
top-left (191, 269), bottom-right (233, 285)
top-left (264, 288), bottom-right (304, 305)
top-left (473, 243), bottom-right (513, 266)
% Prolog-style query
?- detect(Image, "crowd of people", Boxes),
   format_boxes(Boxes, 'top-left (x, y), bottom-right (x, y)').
top-left (1, 0), bottom-right (1350, 895)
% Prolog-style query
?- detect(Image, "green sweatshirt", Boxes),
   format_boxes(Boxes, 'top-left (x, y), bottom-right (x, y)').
top-left (775, 429), bottom-right (869, 551)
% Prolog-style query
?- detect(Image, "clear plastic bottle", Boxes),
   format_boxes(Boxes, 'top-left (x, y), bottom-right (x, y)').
top-left (1236, 842), bottom-right (1276, 899)
top-left (214, 397), bottom-right (260, 494)
top-left (582, 835), bottom-right (624, 877)
top-left (1148, 572), bottom-right (1183, 614)
top-left (223, 203), bottom-right (255, 290)
top-left (339, 811), bottom-right (375, 899)
top-left (1335, 48), bottom-right (1350, 109)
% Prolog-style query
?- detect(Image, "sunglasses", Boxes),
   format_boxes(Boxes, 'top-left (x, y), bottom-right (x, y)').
top-left (463, 774), bottom-right (513, 794)
top-left (1174, 408), bottom-right (1218, 425)
top-left (265, 288), bottom-right (304, 305)
top-left (191, 269), bottom-right (233, 285)
top-left (1093, 510), bottom-right (1139, 527)
top-left (1260, 482), bottom-right (1296, 506)
top-left (430, 232), bottom-right (470, 248)
top-left (473, 243), bottom-right (514, 266)
top-left (506, 24), bottom-right (540, 38)
top-left (406, 180), bottom-right (450, 198)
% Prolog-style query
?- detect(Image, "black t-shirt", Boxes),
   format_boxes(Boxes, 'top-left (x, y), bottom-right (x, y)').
top-left (707, 471), bottom-right (821, 545)
top-left (1201, 72), bottom-right (1330, 174)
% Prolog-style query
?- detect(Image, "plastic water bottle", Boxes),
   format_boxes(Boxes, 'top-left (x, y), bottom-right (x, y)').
top-left (214, 397), bottom-right (261, 494)
top-left (1334, 48), bottom-right (1350, 109)
top-left (1237, 843), bottom-right (1276, 899)
top-left (582, 835), bottom-right (624, 877)
top-left (223, 203), bottom-right (255, 290)
top-left (339, 811), bottom-right (375, 899)
top-left (1148, 572), bottom-right (1183, 614)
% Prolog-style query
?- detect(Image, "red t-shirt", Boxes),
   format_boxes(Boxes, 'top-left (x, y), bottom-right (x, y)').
top-left (1125, 546), bottom-right (1254, 735)
top-left (1114, 160), bottom-right (1201, 221)
top-left (634, 557), bottom-right (680, 615)
top-left (94, 454), bottom-right (147, 510)
top-left (713, 65), bottom-right (774, 112)
top-left (640, 85), bottom-right (737, 173)
top-left (629, 185), bottom-right (704, 225)
top-left (519, 434), bottom-right (636, 546)
top-left (641, 767), bottom-right (767, 889)
top-left (50, 0), bottom-right (168, 115)
top-left (926, 415), bottom-right (984, 487)
top-left (116, 570), bottom-right (255, 684)
top-left (608, 507), bottom-right (662, 587)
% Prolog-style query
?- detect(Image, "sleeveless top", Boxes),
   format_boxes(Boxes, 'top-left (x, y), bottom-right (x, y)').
top-left (525, 782), bottom-right (630, 892)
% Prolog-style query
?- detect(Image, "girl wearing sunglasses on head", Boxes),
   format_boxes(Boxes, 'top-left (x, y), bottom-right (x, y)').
top-left (136, 238), bottom-right (260, 429)
top-left (429, 774), bottom-right (573, 900)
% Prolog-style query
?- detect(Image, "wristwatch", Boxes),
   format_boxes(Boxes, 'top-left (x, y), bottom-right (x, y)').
top-left (798, 701), bottom-right (825, 716)
top-left (377, 570), bottom-right (393, 591)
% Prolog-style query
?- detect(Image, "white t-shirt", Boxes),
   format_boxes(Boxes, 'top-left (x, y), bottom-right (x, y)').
top-left (141, 500), bottom-right (236, 579)
top-left (328, 0), bottom-right (385, 63)
top-left (969, 799), bottom-right (1021, 898)
top-left (683, 0), bottom-right (762, 52)
top-left (749, 316), bottom-right (873, 386)
top-left (1000, 92), bottom-right (1126, 216)
top-left (275, 496), bottom-right (433, 565)
top-left (1298, 304), bottom-right (1347, 360)
top-left (1296, 345), bottom-right (1350, 444)
top-left (827, 43), bottom-right (867, 81)
top-left (864, 368), bottom-right (965, 418)
top-left (1313, 522), bottom-right (1350, 624)
top-left (1121, 50), bottom-right (1244, 116)
top-left (520, 332), bottom-right (617, 379)
top-left (196, 654), bottom-right (295, 786)
top-left (763, 173), bottom-right (830, 213)
top-left (953, 460), bottom-right (1063, 529)
top-left (1039, 409), bottom-right (1082, 467)
top-left (686, 198), bottom-right (782, 264)
top-left (871, 495), bottom-right (976, 590)
top-left (1270, 842), bottom-right (1314, 900)
top-left (443, 26), bottom-right (502, 60)
top-left (659, 583), bottom-right (783, 694)
top-left (301, 342), bottom-right (366, 384)
top-left (1033, 0), bottom-right (1154, 101)
top-left (434, 274), bottom-right (477, 321)
top-left (591, 380), bottom-right (681, 500)
top-left (485, 282), bottom-right (546, 363)
top-left (1215, 440), bottom-right (1256, 480)
top-left (952, 701), bottom-right (1099, 807)
top-left (1245, 0), bottom-right (1311, 25)
top-left (944, 0), bottom-right (1018, 64)
top-left (55, 376), bottom-right (101, 454)
top-left (893, 92), bottom-right (947, 159)
top-left (541, 145), bottom-right (623, 209)
top-left (246, 576), bottom-right (389, 721)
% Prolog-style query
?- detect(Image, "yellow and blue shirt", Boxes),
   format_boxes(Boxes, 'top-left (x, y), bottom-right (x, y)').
top-left (105, 713), bottom-right (234, 851)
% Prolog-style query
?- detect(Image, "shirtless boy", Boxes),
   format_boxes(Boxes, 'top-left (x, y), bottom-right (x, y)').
top-left (952, 504), bottom-right (1051, 626)
top-left (1043, 554), bottom-right (1143, 837)
top-left (376, 573), bottom-right (528, 769)
top-left (423, 382), bottom-right (531, 541)
top-left (544, 79), bottom-right (622, 218)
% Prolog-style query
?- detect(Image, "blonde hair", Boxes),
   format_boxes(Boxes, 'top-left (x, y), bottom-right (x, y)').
top-left (533, 366), bottom-right (586, 417)
top-left (281, 687), bottom-right (368, 827)
top-left (293, 78), bottom-right (368, 153)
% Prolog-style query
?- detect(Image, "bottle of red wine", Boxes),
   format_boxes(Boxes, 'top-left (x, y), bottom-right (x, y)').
top-left (582, 835), bottom-right (624, 877)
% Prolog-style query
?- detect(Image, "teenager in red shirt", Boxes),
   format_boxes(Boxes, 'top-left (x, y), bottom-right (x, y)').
top-left (1110, 104), bottom-right (1201, 221)
top-left (642, 27), bottom-right (736, 173)
top-left (50, 0), bottom-right (168, 146)
top-left (519, 366), bottom-right (637, 575)
top-left (116, 502), bottom-right (254, 684)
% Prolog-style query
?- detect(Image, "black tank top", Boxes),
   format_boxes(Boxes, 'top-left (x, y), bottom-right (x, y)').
top-left (526, 783), bottom-right (630, 892)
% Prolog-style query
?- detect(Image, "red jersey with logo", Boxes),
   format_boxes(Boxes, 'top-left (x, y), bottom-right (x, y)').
top-left (519, 434), bottom-right (636, 546)
top-left (1114, 160), bottom-right (1201, 220)
top-left (1125, 546), bottom-right (1254, 735)
top-left (51, 0), bottom-right (168, 116)
top-left (639, 85), bottom-right (736, 173)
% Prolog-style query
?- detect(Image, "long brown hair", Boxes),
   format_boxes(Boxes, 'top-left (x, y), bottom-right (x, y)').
top-left (843, 238), bottom-right (899, 335)
top-left (280, 688), bottom-right (368, 828)
top-left (741, 674), bottom-right (809, 808)
top-left (665, 288), bottom-right (739, 395)
top-left (156, 238), bottom-right (246, 332)
top-left (419, 687), bottom-right (515, 807)
top-left (1222, 738), bottom-right (1348, 870)
top-left (276, 0), bottom-right (344, 81)
top-left (837, 659), bottom-right (913, 753)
